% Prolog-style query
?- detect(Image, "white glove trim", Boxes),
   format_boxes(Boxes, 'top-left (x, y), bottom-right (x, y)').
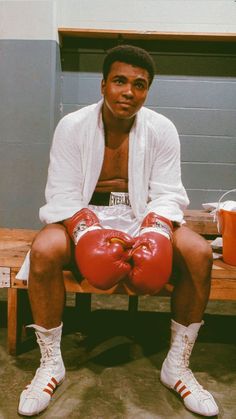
top-left (73, 225), bottom-right (102, 245)
top-left (140, 226), bottom-right (171, 240)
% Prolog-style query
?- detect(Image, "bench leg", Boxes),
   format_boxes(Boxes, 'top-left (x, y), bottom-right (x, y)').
top-left (128, 295), bottom-right (139, 338)
top-left (75, 293), bottom-right (92, 315)
top-left (75, 293), bottom-right (92, 331)
top-left (128, 295), bottom-right (139, 313)
top-left (7, 287), bottom-right (21, 355)
top-left (7, 288), bottom-right (32, 355)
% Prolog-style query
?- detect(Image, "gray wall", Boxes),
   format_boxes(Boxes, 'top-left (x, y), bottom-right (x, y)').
top-left (0, 40), bottom-right (61, 228)
top-left (61, 71), bottom-right (236, 209)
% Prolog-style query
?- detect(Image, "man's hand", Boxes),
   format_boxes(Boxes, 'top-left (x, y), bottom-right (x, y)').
top-left (129, 212), bottom-right (173, 295)
top-left (64, 208), bottom-right (134, 289)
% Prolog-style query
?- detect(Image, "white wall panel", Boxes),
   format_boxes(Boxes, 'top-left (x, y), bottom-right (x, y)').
top-left (57, 0), bottom-right (236, 33)
top-left (0, 0), bottom-right (57, 40)
top-left (1, 0), bottom-right (235, 41)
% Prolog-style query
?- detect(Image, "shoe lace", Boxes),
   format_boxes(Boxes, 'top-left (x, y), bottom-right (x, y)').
top-left (181, 335), bottom-right (194, 369)
top-left (39, 338), bottom-right (54, 367)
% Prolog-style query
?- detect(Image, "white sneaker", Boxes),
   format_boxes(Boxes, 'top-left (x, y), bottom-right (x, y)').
top-left (18, 323), bottom-right (65, 416)
top-left (161, 359), bottom-right (219, 416)
top-left (160, 320), bottom-right (219, 417)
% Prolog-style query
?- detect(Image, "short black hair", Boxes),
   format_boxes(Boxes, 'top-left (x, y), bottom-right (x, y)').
top-left (103, 44), bottom-right (155, 87)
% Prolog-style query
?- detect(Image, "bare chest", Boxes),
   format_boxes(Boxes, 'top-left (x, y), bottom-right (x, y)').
top-left (95, 134), bottom-right (129, 192)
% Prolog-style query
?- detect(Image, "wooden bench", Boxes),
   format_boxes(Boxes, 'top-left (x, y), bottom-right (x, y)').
top-left (1, 209), bottom-right (236, 355)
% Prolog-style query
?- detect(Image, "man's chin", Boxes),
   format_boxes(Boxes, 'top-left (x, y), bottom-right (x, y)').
top-left (117, 114), bottom-right (135, 120)
top-left (115, 109), bottom-right (137, 120)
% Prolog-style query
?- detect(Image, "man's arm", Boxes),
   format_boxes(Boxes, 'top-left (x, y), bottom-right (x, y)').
top-left (146, 118), bottom-right (189, 223)
top-left (39, 116), bottom-right (85, 224)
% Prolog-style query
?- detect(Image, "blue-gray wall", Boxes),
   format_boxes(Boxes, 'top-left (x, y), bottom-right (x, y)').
top-left (0, 40), bottom-right (236, 229)
top-left (0, 40), bottom-right (61, 228)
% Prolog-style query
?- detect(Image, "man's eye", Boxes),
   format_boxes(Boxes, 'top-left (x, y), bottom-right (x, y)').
top-left (135, 82), bottom-right (145, 89)
top-left (115, 79), bottom-right (124, 85)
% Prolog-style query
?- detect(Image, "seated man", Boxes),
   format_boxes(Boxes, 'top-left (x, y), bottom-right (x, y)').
top-left (18, 45), bottom-right (219, 417)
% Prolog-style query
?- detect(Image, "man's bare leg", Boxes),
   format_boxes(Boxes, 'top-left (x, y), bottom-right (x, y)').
top-left (28, 223), bottom-right (72, 328)
top-left (18, 223), bottom-right (72, 416)
top-left (171, 225), bottom-right (212, 325)
top-left (160, 226), bottom-right (219, 416)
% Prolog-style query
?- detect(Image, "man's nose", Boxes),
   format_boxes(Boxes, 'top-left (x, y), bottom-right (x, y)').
top-left (122, 84), bottom-right (134, 97)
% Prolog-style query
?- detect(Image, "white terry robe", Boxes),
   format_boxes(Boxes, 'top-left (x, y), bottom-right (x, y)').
top-left (39, 100), bottom-right (189, 225)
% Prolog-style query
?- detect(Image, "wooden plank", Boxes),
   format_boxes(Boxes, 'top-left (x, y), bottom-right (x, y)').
top-left (63, 271), bottom-right (123, 294)
top-left (183, 209), bottom-right (217, 235)
top-left (11, 268), bottom-right (170, 296)
top-left (0, 228), bottom-right (37, 268)
top-left (7, 287), bottom-right (19, 355)
top-left (210, 278), bottom-right (236, 300)
top-left (0, 228), bottom-right (37, 242)
top-left (212, 259), bottom-right (236, 279)
top-left (11, 268), bottom-right (28, 289)
top-left (10, 262), bottom-right (236, 300)
top-left (58, 28), bottom-right (236, 43)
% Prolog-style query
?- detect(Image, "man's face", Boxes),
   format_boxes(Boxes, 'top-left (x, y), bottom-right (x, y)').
top-left (101, 61), bottom-right (150, 120)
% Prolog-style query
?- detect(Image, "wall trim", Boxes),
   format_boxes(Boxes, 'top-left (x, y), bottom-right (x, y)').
top-left (58, 28), bottom-right (236, 45)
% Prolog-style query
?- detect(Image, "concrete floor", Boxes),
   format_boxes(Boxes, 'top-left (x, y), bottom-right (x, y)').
top-left (0, 293), bottom-right (236, 419)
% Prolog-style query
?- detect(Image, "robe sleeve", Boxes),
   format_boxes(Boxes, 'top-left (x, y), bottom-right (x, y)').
top-left (145, 119), bottom-right (189, 223)
top-left (39, 116), bottom-right (86, 224)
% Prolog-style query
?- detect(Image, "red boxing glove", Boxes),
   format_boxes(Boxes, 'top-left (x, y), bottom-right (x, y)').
top-left (65, 208), bottom-right (101, 244)
top-left (65, 208), bottom-right (134, 289)
top-left (76, 229), bottom-right (134, 289)
top-left (129, 212), bottom-right (173, 295)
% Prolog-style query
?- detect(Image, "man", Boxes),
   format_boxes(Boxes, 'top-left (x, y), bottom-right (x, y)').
top-left (18, 45), bottom-right (219, 417)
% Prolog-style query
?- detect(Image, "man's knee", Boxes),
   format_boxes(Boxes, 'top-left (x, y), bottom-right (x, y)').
top-left (30, 225), bottom-right (71, 276)
top-left (173, 227), bottom-right (213, 277)
top-left (195, 239), bottom-right (213, 265)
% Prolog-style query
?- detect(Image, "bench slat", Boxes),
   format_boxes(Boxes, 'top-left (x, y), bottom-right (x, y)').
top-left (0, 209), bottom-right (218, 268)
top-left (8, 261), bottom-right (236, 301)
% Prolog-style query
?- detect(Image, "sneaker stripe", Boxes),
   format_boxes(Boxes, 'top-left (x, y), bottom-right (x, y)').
top-left (174, 380), bottom-right (191, 400)
top-left (43, 377), bottom-right (59, 397)
top-left (51, 377), bottom-right (58, 386)
top-left (182, 390), bottom-right (191, 399)
top-left (43, 388), bottom-right (53, 396)
top-left (174, 380), bottom-right (182, 390)
top-left (178, 384), bottom-right (187, 393)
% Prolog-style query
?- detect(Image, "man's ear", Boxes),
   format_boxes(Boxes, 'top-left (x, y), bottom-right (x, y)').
top-left (101, 79), bottom-right (106, 95)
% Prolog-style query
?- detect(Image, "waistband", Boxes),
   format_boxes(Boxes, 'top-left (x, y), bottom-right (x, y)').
top-left (89, 191), bottom-right (131, 207)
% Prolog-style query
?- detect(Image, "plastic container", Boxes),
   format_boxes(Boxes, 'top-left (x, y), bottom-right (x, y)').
top-left (217, 189), bottom-right (236, 266)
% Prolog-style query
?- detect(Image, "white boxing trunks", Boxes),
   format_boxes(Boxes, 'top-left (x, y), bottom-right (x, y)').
top-left (89, 192), bottom-right (140, 237)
